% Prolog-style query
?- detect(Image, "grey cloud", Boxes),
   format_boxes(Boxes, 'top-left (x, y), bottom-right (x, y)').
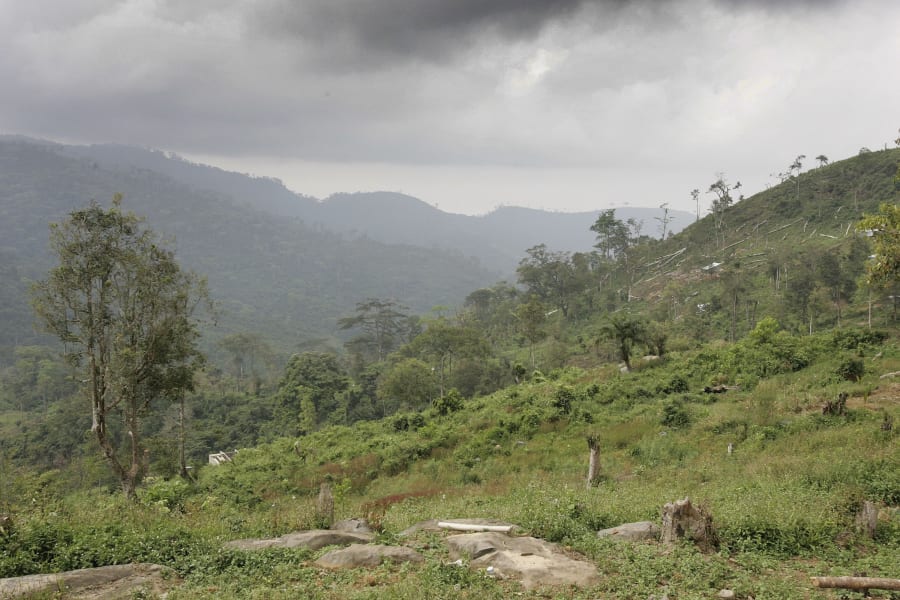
top-left (0, 0), bottom-right (896, 188)
top-left (249, 0), bottom-right (601, 69)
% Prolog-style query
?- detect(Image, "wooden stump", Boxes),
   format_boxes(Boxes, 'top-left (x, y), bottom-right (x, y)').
top-left (316, 482), bottom-right (334, 528)
top-left (661, 497), bottom-right (717, 552)
top-left (586, 435), bottom-right (601, 488)
top-left (823, 392), bottom-right (848, 416)
top-left (854, 501), bottom-right (878, 539)
top-left (0, 514), bottom-right (12, 537)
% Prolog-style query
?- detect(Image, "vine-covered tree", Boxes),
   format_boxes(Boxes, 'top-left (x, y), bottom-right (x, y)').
top-left (274, 352), bottom-right (349, 434)
top-left (31, 196), bottom-right (207, 499)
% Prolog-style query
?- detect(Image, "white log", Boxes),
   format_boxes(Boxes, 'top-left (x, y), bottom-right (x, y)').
top-left (811, 576), bottom-right (900, 591)
top-left (437, 522), bottom-right (514, 533)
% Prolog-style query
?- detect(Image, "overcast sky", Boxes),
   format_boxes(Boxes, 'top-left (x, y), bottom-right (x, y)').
top-left (2, 0), bottom-right (898, 215)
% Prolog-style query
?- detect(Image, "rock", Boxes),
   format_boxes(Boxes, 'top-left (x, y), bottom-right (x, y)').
top-left (332, 517), bottom-right (373, 534)
top-left (0, 563), bottom-right (175, 600)
top-left (223, 538), bottom-right (284, 551)
top-left (225, 529), bottom-right (373, 551)
top-left (445, 532), bottom-right (599, 590)
top-left (399, 518), bottom-right (520, 537)
top-left (597, 521), bottom-right (660, 542)
top-left (717, 589), bottom-right (736, 599)
top-left (315, 544), bottom-right (424, 569)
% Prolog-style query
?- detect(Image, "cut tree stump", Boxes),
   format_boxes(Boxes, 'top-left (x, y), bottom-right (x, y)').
top-left (660, 497), bottom-right (717, 552)
top-left (586, 435), bottom-right (601, 488)
top-left (854, 501), bottom-right (878, 539)
top-left (316, 482), bottom-right (334, 528)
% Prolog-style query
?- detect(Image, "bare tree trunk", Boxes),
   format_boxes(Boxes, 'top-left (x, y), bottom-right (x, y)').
top-left (179, 393), bottom-right (189, 479)
top-left (316, 482), bottom-right (335, 528)
top-left (586, 435), bottom-right (601, 488)
top-left (855, 500), bottom-right (878, 539)
top-left (868, 290), bottom-right (873, 329)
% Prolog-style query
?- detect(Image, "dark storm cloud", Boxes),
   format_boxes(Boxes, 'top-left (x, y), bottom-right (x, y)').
top-left (0, 0), bottom-right (897, 212)
top-left (250, 0), bottom-right (598, 69)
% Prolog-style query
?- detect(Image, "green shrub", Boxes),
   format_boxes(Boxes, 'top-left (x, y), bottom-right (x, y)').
top-left (831, 328), bottom-right (889, 350)
top-left (433, 389), bottom-right (463, 416)
top-left (661, 400), bottom-right (691, 429)
top-left (656, 374), bottom-right (689, 395)
top-left (552, 386), bottom-right (576, 414)
top-left (836, 356), bottom-right (865, 382)
top-left (140, 477), bottom-right (192, 512)
top-left (861, 458), bottom-right (900, 504)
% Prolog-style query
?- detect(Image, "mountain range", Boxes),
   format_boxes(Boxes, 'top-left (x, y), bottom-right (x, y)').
top-left (0, 136), bottom-right (688, 361)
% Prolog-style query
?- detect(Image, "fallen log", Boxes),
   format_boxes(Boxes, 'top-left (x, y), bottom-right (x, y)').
top-left (811, 576), bottom-right (900, 591)
top-left (437, 522), bottom-right (514, 533)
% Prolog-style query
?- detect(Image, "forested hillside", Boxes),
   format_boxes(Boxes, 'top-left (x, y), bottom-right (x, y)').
top-left (55, 140), bottom-right (694, 273)
top-left (0, 138), bottom-right (500, 360)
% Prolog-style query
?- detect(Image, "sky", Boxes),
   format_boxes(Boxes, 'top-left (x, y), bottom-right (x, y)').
top-left (2, 0), bottom-right (898, 216)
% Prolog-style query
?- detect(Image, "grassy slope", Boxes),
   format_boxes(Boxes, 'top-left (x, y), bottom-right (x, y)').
top-left (4, 328), bottom-right (897, 599)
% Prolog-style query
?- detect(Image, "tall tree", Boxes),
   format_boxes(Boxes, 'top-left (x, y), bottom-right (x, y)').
top-left (515, 296), bottom-right (548, 369)
top-left (719, 262), bottom-right (747, 342)
top-left (590, 210), bottom-right (630, 260)
top-left (655, 202), bottom-right (675, 239)
top-left (338, 299), bottom-right (412, 363)
top-left (406, 318), bottom-right (489, 398)
top-left (219, 332), bottom-right (274, 394)
top-left (517, 245), bottom-right (585, 318)
top-left (788, 155), bottom-right (806, 201)
top-left (31, 196), bottom-right (207, 499)
top-left (691, 189), bottom-right (701, 223)
top-left (707, 176), bottom-right (739, 249)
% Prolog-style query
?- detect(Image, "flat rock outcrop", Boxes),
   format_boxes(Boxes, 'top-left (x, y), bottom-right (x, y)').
top-left (0, 563), bottom-right (174, 599)
top-left (332, 517), bottom-right (373, 534)
top-left (597, 521), bottom-right (660, 542)
top-left (445, 532), bottom-right (599, 590)
top-left (315, 544), bottom-right (424, 569)
top-left (225, 529), bottom-right (373, 551)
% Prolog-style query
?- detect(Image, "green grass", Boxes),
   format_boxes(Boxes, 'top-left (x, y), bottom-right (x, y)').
top-left (2, 329), bottom-right (899, 598)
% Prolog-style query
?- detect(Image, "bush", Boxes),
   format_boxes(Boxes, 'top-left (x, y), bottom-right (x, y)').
top-left (836, 357), bottom-right (865, 382)
top-left (552, 386), bottom-right (576, 415)
top-left (139, 477), bottom-right (192, 512)
top-left (433, 389), bottom-right (464, 416)
top-left (831, 328), bottom-right (888, 350)
top-left (656, 374), bottom-right (689, 395)
top-left (661, 400), bottom-right (691, 429)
